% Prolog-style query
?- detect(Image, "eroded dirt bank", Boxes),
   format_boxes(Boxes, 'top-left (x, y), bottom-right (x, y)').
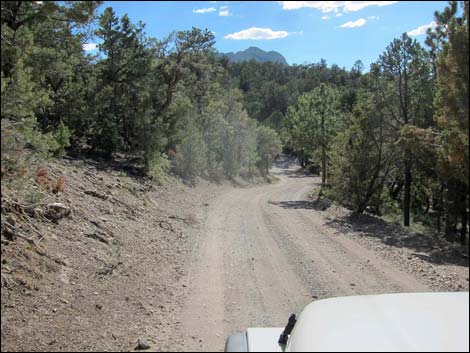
top-left (1, 157), bottom-right (227, 351)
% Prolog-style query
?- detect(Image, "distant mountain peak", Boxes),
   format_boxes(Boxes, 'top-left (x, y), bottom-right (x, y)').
top-left (219, 47), bottom-right (288, 66)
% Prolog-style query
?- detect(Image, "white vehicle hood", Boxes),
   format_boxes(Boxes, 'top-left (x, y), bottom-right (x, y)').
top-left (285, 292), bottom-right (469, 352)
top-left (247, 328), bottom-right (284, 352)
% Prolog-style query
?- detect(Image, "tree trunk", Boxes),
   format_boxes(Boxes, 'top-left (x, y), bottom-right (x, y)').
top-left (321, 145), bottom-right (326, 188)
top-left (356, 202), bottom-right (367, 214)
top-left (321, 111), bottom-right (326, 188)
top-left (459, 185), bottom-right (468, 246)
top-left (461, 206), bottom-right (468, 246)
top-left (403, 149), bottom-right (412, 227)
top-left (390, 179), bottom-right (404, 201)
top-left (444, 179), bottom-right (459, 242)
top-left (435, 182), bottom-right (444, 234)
top-left (437, 213), bottom-right (441, 233)
top-left (298, 150), bottom-right (307, 168)
top-left (445, 214), bottom-right (457, 242)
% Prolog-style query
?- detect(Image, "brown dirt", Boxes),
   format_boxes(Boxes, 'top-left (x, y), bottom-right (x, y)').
top-left (1, 156), bottom-right (227, 352)
top-left (1, 157), bottom-right (468, 352)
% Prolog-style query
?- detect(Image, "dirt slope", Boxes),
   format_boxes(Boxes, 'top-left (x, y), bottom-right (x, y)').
top-left (1, 157), bottom-right (227, 352)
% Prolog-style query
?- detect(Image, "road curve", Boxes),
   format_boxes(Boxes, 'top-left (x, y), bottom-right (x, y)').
top-left (179, 159), bottom-right (430, 351)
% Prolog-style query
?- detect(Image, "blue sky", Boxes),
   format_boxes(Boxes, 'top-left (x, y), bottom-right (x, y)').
top-left (90, 1), bottom-right (449, 70)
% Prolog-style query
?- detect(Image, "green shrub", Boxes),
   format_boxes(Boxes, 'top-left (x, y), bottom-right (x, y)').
top-left (173, 118), bottom-right (208, 178)
top-left (256, 125), bottom-right (282, 175)
top-left (147, 153), bottom-right (170, 184)
top-left (53, 121), bottom-right (71, 157)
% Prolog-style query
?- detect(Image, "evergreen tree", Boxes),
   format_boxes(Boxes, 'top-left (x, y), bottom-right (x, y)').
top-left (285, 83), bottom-right (341, 188)
top-left (330, 90), bottom-right (395, 213)
top-left (372, 33), bottom-right (433, 226)
top-left (428, 1), bottom-right (469, 244)
top-left (256, 125), bottom-right (282, 175)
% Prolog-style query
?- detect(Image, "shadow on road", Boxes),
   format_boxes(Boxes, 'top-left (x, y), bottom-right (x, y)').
top-left (326, 213), bottom-right (469, 267)
top-left (278, 169), bottom-right (312, 178)
top-left (281, 164), bottom-right (320, 178)
top-left (271, 159), bottom-right (315, 179)
top-left (270, 198), bottom-right (332, 211)
top-left (273, 156), bottom-right (296, 169)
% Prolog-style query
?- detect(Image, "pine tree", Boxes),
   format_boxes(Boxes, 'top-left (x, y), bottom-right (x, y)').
top-left (330, 90), bottom-right (395, 213)
top-left (428, 1), bottom-right (469, 244)
top-left (285, 83), bottom-right (341, 188)
top-left (256, 125), bottom-right (282, 176)
top-left (372, 33), bottom-right (433, 226)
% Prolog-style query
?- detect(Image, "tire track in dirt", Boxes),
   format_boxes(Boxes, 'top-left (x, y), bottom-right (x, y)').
top-left (178, 160), bottom-right (431, 352)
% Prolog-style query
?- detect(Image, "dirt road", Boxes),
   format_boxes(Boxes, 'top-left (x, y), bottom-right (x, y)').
top-left (179, 159), bottom-right (431, 351)
top-left (2, 157), bottom-right (466, 352)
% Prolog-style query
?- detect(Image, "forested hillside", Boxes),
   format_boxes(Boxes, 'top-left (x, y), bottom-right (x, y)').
top-left (219, 46), bottom-right (288, 65)
top-left (1, 1), bottom-right (468, 245)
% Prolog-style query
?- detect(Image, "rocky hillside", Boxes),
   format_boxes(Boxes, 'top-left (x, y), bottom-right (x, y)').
top-left (0, 155), bottom-right (226, 351)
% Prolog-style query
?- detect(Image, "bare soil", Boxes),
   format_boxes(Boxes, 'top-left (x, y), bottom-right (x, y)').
top-left (1, 156), bottom-right (227, 352)
top-left (1, 157), bottom-right (468, 352)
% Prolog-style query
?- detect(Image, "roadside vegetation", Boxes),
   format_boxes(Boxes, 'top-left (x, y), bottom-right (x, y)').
top-left (1, 1), bottom-right (281, 188)
top-left (1, 0), bottom-right (468, 248)
top-left (282, 2), bottom-right (468, 245)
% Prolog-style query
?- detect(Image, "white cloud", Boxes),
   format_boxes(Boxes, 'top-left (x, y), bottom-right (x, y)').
top-left (367, 15), bottom-right (379, 20)
top-left (336, 13), bottom-right (343, 17)
top-left (340, 18), bottom-right (367, 28)
top-left (321, 15), bottom-right (330, 20)
top-left (82, 43), bottom-right (97, 51)
top-left (343, 1), bottom-right (397, 12)
top-left (407, 21), bottom-right (436, 36)
top-left (193, 7), bottom-right (216, 14)
top-left (279, 1), bottom-right (342, 12)
top-left (224, 27), bottom-right (290, 40)
top-left (219, 5), bottom-right (231, 16)
top-left (278, 1), bottom-right (397, 13)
